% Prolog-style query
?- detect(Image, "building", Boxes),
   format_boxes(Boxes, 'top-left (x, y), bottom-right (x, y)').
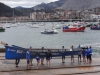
top-left (90, 14), bottom-right (100, 20)
top-left (30, 12), bottom-right (45, 20)
top-left (80, 10), bottom-right (95, 20)
top-left (30, 12), bottom-right (37, 20)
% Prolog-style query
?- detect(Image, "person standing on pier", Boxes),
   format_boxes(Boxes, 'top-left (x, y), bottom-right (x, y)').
top-left (35, 50), bottom-right (40, 69)
top-left (30, 46), bottom-right (33, 66)
top-left (89, 46), bottom-right (92, 63)
top-left (46, 49), bottom-right (52, 67)
top-left (77, 44), bottom-right (82, 62)
top-left (86, 47), bottom-right (91, 64)
top-left (11, 45), bottom-right (20, 67)
top-left (82, 47), bottom-right (87, 64)
top-left (62, 46), bottom-right (65, 63)
top-left (15, 59), bottom-right (20, 67)
top-left (26, 49), bottom-right (30, 70)
top-left (41, 47), bottom-right (45, 65)
top-left (70, 46), bottom-right (74, 62)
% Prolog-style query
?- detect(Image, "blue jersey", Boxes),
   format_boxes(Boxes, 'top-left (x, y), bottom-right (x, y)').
top-left (82, 49), bottom-right (87, 56)
top-left (87, 49), bottom-right (91, 55)
top-left (77, 45), bottom-right (81, 48)
top-left (26, 51), bottom-right (30, 60)
top-left (89, 48), bottom-right (92, 54)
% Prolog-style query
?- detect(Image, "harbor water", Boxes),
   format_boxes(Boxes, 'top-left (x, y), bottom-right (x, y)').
top-left (0, 22), bottom-right (100, 57)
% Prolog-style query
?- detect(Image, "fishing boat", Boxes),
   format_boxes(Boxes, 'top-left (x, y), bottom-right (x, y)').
top-left (90, 23), bottom-right (100, 30)
top-left (4, 44), bottom-right (82, 59)
top-left (0, 24), bottom-right (5, 32)
top-left (63, 22), bottom-right (86, 32)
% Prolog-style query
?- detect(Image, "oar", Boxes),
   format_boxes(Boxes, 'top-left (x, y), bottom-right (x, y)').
top-left (1, 41), bottom-right (7, 45)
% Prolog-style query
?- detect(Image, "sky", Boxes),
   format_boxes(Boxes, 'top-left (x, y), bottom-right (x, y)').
top-left (0, 0), bottom-right (58, 8)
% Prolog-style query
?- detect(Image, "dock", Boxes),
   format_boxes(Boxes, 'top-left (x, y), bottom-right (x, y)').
top-left (0, 52), bottom-right (100, 75)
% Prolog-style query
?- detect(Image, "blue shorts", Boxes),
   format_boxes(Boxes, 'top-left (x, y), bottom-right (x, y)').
top-left (83, 55), bottom-right (86, 57)
top-left (36, 57), bottom-right (40, 61)
top-left (46, 58), bottom-right (50, 60)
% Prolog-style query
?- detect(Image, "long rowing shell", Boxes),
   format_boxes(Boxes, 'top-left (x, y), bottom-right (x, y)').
top-left (5, 45), bottom-right (82, 59)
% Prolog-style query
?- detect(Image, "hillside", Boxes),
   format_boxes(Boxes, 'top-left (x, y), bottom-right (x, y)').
top-left (57, 0), bottom-right (100, 10)
top-left (0, 2), bottom-right (26, 17)
top-left (0, 2), bottom-right (13, 17)
top-left (1, 0), bottom-right (100, 17)
top-left (32, 0), bottom-right (67, 10)
top-left (32, 0), bottom-right (100, 10)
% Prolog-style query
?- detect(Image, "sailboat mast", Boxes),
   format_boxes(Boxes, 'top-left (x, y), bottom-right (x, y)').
top-left (13, 11), bottom-right (14, 20)
top-left (13, 10), bottom-right (15, 23)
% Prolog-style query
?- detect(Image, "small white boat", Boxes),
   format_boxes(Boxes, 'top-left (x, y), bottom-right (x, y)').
top-left (17, 22), bottom-right (21, 26)
top-left (41, 29), bottom-right (54, 34)
top-left (0, 24), bottom-right (5, 32)
top-left (41, 28), bottom-right (58, 34)
top-left (61, 21), bottom-right (65, 24)
top-left (10, 23), bottom-right (17, 27)
top-left (6, 25), bottom-right (10, 28)
top-left (54, 24), bottom-right (61, 29)
top-left (39, 22), bottom-right (45, 26)
top-left (30, 24), bottom-right (39, 28)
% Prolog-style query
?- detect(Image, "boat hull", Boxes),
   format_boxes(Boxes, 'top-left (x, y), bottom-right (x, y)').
top-left (90, 28), bottom-right (100, 30)
top-left (41, 31), bottom-right (54, 34)
top-left (41, 30), bottom-right (58, 34)
top-left (63, 26), bottom-right (85, 32)
top-left (0, 28), bottom-right (5, 32)
top-left (5, 45), bottom-right (82, 59)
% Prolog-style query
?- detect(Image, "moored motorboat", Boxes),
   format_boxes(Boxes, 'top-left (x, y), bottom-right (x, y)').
top-left (41, 29), bottom-right (54, 34)
top-left (54, 24), bottom-right (61, 29)
top-left (0, 24), bottom-right (5, 32)
top-left (10, 23), bottom-right (17, 27)
top-left (39, 22), bottom-right (45, 26)
top-left (30, 24), bottom-right (39, 28)
top-left (6, 25), bottom-right (10, 28)
top-left (90, 23), bottom-right (100, 30)
top-left (51, 27), bottom-right (58, 34)
top-left (41, 28), bottom-right (58, 34)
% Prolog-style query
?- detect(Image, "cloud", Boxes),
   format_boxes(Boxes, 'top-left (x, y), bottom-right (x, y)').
top-left (0, 0), bottom-right (58, 8)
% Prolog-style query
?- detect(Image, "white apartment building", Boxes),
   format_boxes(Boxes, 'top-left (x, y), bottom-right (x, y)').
top-left (90, 14), bottom-right (100, 20)
top-left (30, 12), bottom-right (45, 20)
top-left (30, 12), bottom-right (37, 20)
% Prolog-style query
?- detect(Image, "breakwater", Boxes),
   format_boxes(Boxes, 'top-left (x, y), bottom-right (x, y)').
top-left (0, 19), bottom-right (97, 23)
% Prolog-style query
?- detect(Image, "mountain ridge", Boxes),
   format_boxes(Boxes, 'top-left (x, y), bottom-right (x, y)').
top-left (31, 0), bottom-right (100, 10)
top-left (1, 0), bottom-right (100, 17)
top-left (57, 0), bottom-right (100, 10)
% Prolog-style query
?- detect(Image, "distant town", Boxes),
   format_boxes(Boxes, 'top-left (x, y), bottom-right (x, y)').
top-left (0, 7), bottom-right (100, 22)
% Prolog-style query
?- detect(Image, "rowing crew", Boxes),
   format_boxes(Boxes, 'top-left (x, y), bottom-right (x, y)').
top-left (26, 49), bottom-right (52, 70)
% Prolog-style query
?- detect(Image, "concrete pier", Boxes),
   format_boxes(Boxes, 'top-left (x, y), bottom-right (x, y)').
top-left (0, 55), bottom-right (100, 75)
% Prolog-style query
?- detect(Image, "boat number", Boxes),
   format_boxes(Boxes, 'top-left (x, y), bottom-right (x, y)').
top-left (7, 48), bottom-right (16, 52)
top-left (52, 53), bottom-right (60, 55)
top-left (16, 50), bottom-right (23, 54)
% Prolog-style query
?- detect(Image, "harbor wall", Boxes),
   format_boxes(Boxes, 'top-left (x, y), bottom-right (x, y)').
top-left (0, 19), bottom-right (97, 23)
top-left (0, 48), bottom-right (5, 52)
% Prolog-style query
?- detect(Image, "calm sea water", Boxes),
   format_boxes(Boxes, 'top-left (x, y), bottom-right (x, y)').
top-left (0, 22), bottom-right (100, 56)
